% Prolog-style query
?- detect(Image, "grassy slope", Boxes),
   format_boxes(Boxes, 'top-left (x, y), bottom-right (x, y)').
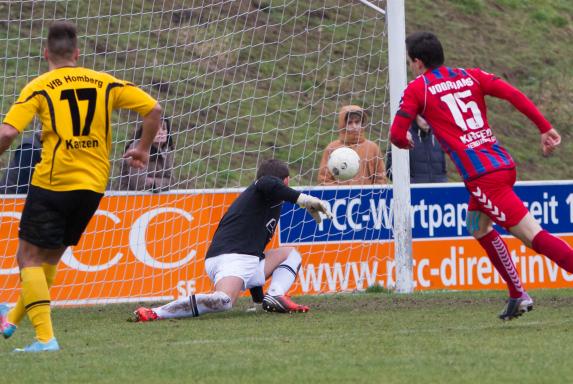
top-left (3, 290), bottom-right (573, 383)
top-left (0, 0), bottom-right (571, 187)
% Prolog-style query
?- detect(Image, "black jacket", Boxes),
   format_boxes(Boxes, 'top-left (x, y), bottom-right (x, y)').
top-left (386, 120), bottom-right (447, 183)
top-left (0, 133), bottom-right (42, 194)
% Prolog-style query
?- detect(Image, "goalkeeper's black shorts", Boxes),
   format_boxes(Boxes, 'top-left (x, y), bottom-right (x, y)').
top-left (19, 185), bottom-right (103, 249)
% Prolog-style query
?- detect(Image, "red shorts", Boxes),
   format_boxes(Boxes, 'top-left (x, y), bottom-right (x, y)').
top-left (465, 169), bottom-right (528, 228)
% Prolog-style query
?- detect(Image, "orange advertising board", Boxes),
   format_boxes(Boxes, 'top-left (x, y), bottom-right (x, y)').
top-left (293, 237), bottom-right (573, 295)
top-left (0, 193), bottom-right (238, 305)
top-left (1, 182), bottom-right (573, 306)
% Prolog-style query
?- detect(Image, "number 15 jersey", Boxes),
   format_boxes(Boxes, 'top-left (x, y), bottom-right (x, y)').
top-left (390, 66), bottom-right (552, 181)
top-left (3, 66), bottom-right (157, 193)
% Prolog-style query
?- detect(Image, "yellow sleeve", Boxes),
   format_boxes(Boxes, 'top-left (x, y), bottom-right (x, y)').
top-left (112, 83), bottom-right (158, 116)
top-left (3, 82), bottom-right (41, 132)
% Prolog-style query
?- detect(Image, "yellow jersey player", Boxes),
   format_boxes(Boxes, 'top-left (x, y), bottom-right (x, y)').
top-left (0, 21), bottom-right (162, 352)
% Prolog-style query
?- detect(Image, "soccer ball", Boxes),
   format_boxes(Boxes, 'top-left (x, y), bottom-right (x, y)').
top-left (327, 147), bottom-right (360, 181)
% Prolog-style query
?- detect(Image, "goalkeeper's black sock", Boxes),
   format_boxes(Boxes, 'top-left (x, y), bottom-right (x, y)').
top-left (249, 286), bottom-right (264, 304)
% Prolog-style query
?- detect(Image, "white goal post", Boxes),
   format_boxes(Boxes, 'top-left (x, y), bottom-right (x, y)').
top-left (359, 0), bottom-right (413, 293)
top-left (386, 0), bottom-right (413, 293)
top-left (0, 0), bottom-right (413, 305)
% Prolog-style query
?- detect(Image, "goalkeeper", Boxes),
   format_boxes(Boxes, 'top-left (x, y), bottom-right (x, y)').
top-left (133, 159), bottom-right (331, 321)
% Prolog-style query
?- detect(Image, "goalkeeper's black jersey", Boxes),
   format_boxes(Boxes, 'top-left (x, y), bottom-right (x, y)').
top-left (205, 176), bottom-right (300, 259)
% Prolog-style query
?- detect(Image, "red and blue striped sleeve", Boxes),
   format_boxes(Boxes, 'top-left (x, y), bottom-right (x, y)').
top-left (390, 80), bottom-right (421, 148)
top-left (469, 68), bottom-right (552, 134)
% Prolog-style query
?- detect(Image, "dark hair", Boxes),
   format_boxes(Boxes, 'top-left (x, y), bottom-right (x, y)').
top-left (125, 118), bottom-right (174, 156)
top-left (406, 32), bottom-right (444, 69)
top-left (346, 110), bottom-right (367, 125)
top-left (47, 21), bottom-right (78, 58)
top-left (256, 159), bottom-right (290, 180)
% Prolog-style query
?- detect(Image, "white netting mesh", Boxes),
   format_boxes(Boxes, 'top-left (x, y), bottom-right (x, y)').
top-left (0, 0), bottom-right (393, 305)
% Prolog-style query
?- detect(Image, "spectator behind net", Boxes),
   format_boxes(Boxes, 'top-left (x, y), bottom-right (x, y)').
top-left (120, 117), bottom-right (174, 192)
top-left (386, 116), bottom-right (447, 183)
top-left (0, 131), bottom-right (42, 194)
top-left (317, 105), bottom-right (386, 185)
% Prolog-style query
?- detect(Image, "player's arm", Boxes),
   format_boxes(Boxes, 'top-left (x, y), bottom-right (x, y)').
top-left (123, 104), bottom-right (162, 169)
top-left (472, 69), bottom-right (559, 155)
top-left (120, 155), bottom-right (150, 190)
top-left (255, 176), bottom-right (301, 203)
top-left (1, 83), bottom-right (41, 156)
top-left (477, 70), bottom-right (552, 132)
top-left (114, 83), bottom-right (162, 168)
top-left (390, 86), bottom-right (418, 149)
top-left (540, 128), bottom-right (561, 156)
top-left (255, 176), bottom-right (332, 222)
top-left (0, 124), bottom-right (20, 156)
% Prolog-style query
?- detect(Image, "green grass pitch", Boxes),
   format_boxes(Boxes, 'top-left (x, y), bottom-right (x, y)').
top-left (3, 289), bottom-right (573, 383)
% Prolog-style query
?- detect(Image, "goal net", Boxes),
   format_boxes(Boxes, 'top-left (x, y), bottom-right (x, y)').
top-left (0, 0), bottom-right (401, 306)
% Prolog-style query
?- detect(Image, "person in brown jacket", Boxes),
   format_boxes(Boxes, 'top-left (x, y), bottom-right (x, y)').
top-left (119, 117), bottom-right (175, 192)
top-left (318, 105), bottom-right (386, 185)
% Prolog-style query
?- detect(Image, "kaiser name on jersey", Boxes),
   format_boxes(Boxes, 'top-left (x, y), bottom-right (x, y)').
top-left (428, 77), bottom-right (474, 95)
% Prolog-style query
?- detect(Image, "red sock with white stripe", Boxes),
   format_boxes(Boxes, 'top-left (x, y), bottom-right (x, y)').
top-left (478, 230), bottom-right (524, 298)
top-left (532, 230), bottom-right (573, 273)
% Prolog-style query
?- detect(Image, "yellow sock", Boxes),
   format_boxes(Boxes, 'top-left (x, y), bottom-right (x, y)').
top-left (7, 298), bottom-right (24, 326)
top-left (43, 263), bottom-right (58, 287)
top-left (8, 263), bottom-right (58, 326)
top-left (20, 267), bottom-right (53, 342)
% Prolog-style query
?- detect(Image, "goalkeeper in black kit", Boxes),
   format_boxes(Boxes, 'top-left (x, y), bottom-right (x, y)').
top-left (133, 159), bottom-right (332, 321)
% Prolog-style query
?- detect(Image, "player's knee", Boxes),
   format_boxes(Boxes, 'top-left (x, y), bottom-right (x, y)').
top-left (277, 246), bottom-right (296, 262)
top-left (468, 221), bottom-right (494, 240)
top-left (286, 249), bottom-right (302, 266)
top-left (466, 212), bottom-right (478, 236)
top-left (211, 291), bottom-right (233, 312)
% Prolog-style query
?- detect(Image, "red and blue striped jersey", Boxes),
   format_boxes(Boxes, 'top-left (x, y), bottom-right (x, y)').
top-left (390, 66), bottom-right (552, 181)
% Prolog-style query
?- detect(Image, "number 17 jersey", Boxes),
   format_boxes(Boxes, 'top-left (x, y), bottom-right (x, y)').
top-left (391, 66), bottom-right (552, 181)
top-left (3, 66), bottom-right (157, 193)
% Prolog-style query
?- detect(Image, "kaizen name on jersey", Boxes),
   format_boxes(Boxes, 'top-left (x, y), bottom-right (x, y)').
top-left (460, 128), bottom-right (495, 149)
top-left (65, 138), bottom-right (99, 150)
